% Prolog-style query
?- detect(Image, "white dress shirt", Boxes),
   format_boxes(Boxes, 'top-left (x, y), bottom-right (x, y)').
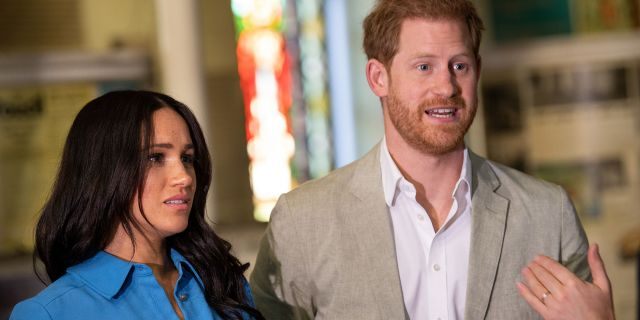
top-left (380, 138), bottom-right (472, 320)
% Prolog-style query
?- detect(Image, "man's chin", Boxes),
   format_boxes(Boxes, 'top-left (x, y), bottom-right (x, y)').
top-left (407, 134), bottom-right (466, 155)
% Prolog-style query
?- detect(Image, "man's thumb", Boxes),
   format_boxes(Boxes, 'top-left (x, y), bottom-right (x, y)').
top-left (589, 243), bottom-right (611, 292)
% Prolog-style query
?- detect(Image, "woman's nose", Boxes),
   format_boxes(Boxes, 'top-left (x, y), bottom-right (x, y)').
top-left (169, 161), bottom-right (194, 188)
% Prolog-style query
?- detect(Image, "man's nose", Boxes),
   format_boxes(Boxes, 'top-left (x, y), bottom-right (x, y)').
top-left (431, 68), bottom-right (458, 98)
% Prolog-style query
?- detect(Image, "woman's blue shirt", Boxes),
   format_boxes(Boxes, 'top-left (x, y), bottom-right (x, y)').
top-left (10, 249), bottom-right (255, 319)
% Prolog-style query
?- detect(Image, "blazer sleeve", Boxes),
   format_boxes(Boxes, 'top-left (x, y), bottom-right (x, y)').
top-left (558, 185), bottom-right (591, 281)
top-left (250, 195), bottom-right (313, 320)
top-left (10, 300), bottom-right (53, 320)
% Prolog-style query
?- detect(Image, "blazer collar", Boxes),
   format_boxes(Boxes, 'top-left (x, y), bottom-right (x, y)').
top-left (348, 143), bottom-right (384, 201)
top-left (346, 143), bottom-right (409, 319)
top-left (465, 151), bottom-right (510, 319)
top-left (67, 248), bottom-right (203, 299)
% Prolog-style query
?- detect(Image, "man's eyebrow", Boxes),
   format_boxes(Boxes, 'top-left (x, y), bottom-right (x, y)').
top-left (411, 53), bottom-right (438, 59)
top-left (408, 51), bottom-right (473, 61)
top-left (452, 52), bottom-right (473, 59)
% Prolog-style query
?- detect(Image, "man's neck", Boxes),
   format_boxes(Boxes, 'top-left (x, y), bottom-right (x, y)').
top-left (385, 134), bottom-right (465, 231)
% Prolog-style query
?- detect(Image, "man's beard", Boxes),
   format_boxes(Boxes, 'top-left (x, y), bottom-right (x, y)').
top-left (386, 89), bottom-right (476, 155)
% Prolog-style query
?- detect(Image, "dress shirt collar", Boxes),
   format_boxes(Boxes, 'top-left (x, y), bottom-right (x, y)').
top-left (67, 248), bottom-right (203, 299)
top-left (380, 137), bottom-right (472, 207)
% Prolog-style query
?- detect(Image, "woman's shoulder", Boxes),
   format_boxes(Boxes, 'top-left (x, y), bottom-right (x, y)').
top-left (10, 274), bottom-right (86, 320)
top-left (240, 275), bottom-right (256, 308)
top-left (10, 299), bottom-right (51, 320)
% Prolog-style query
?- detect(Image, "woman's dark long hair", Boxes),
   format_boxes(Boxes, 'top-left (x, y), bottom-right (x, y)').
top-left (34, 90), bottom-right (263, 319)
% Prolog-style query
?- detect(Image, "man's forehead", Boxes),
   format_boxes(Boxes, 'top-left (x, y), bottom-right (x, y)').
top-left (399, 17), bottom-right (469, 35)
top-left (397, 18), bottom-right (473, 50)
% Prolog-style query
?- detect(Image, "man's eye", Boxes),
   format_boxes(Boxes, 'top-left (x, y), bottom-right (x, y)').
top-left (453, 63), bottom-right (467, 71)
top-left (417, 64), bottom-right (430, 71)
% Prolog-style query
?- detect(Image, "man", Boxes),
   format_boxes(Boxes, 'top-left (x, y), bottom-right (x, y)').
top-left (250, 0), bottom-right (614, 319)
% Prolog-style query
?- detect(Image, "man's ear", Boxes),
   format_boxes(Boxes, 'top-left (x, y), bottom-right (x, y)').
top-left (366, 59), bottom-right (389, 97)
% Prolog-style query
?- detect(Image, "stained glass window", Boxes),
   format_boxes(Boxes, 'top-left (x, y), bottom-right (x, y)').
top-left (232, 0), bottom-right (331, 222)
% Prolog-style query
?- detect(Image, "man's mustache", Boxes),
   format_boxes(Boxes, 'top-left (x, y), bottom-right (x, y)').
top-left (420, 96), bottom-right (466, 108)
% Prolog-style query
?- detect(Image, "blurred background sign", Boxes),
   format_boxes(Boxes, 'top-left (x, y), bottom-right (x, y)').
top-left (489, 0), bottom-right (573, 42)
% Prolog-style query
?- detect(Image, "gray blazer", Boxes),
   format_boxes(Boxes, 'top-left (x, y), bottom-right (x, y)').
top-left (250, 144), bottom-right (590, 320)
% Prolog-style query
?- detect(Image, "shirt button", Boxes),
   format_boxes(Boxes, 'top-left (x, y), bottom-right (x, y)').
top-left (417, 215), bottom-right (425, 221)
top-left (433, 264), bottom-right (441, 272)
top-left (178, 294), bottom-right (188, 302)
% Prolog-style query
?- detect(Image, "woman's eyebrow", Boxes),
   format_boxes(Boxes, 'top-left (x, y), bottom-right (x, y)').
top-left (149, 143), bottom-right (194, 150)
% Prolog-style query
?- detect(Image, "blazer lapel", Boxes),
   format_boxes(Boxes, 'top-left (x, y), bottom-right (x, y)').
top-left (346, 144), bottom-right (407, 319)
top-left (465, 152), bottom-right (510, 320)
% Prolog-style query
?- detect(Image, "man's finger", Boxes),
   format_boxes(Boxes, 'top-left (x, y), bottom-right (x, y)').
top-left (517, 281), bottom-right (548, 317)
top-left (522, 265), bottom-right (552, 298)
top-left (534, 255), bottom-right (576, 285)
top-left (589, 243), bottom-right (611, 292)
top-left (528, 261), bottom-right (563, 295)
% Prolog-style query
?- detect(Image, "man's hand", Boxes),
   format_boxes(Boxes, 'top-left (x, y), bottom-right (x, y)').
top-left (516, 244), bottom-right (615, 320)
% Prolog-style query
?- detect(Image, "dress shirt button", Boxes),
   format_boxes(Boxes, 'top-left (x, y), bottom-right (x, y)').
top-left (178, 294), bottom-right (188, 302)
top-left (433, 264), bottom-right (441, 272)
top-left (417, 214), bottom-right (425, 221)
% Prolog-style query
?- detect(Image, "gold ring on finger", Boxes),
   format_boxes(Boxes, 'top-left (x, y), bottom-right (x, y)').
top-left (541, 291), bottom-right (551, 304)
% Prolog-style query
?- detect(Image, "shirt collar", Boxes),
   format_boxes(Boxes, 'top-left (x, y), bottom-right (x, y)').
top-left (380, 138), bottom-right (404, 206)
top-left (169, 248), bottom-right (205, 289)
top-left (379, 137), bottom-right (472, 207)
top-left (67, 248), bottom-right (203, 299)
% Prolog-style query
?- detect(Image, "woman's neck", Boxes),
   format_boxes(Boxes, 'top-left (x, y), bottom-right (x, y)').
top-left (105, 224), bottom-right (170, 267)
top-left (105, 224), bottom-right (183, 320)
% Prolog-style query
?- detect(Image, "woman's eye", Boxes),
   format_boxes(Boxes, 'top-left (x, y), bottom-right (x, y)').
top-left (148, 153), bottom-right (163, 162)
top-left (181, 154), bottom-right (195, 164)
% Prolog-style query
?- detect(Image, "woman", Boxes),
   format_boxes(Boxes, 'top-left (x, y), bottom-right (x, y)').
top-left (10, 90), bottom-right (264, 320)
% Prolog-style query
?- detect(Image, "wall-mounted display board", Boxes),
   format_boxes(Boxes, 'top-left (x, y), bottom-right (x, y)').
top-left (0, 51), bottom-right (148, 257)
top-left (483, 33), bottom-right (640, 219)
top-left (488, 0), bottom-right (640, 43)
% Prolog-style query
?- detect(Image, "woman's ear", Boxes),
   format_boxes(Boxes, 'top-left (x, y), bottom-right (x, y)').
top-left (475, 55), bottom-right (482, 81)
top-left (366, 59), bottom-right (389, 97)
